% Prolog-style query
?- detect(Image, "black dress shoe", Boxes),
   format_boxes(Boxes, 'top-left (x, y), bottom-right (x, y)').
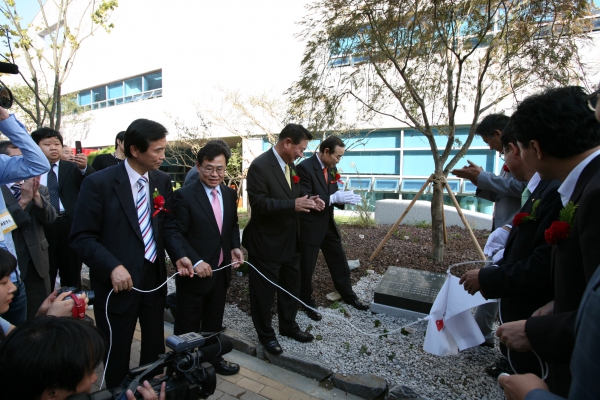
top-left (281, 330), bottom-right (314, 343)
top-left (262, 340), bottom-right (283, 355)
top-left (345, 298), bottom-right (369, 311)
top-left (213, 360), bottom-right (240, 376)
top-left (305, 308), bottom-right (323, 321)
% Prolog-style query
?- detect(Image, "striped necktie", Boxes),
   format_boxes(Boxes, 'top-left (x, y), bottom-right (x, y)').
top-left (47, 163), bottom-right (60, 211)
top-left (137, 177), bottom-right (156, 263)
top-left (284, 164), bottom-right (291, 188)
top-left (211, 189), bottom-right (223, 266)
top-left (10, 183), bottom-right (22, 201)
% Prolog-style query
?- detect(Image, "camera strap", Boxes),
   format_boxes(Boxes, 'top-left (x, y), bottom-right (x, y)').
top-left (69, 294), bottom-right (86, 319)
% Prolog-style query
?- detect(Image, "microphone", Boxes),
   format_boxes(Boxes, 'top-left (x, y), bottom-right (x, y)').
top-left (0, 62), bottom-right (19, 75)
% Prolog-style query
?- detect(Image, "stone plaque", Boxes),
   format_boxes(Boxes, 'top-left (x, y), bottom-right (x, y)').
top-left (373, 266), bottom-right (446, 314)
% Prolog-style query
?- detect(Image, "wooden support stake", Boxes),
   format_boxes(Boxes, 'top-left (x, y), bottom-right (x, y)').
top-left (369, 176), bottom-right (433, 261)
top-left (442, 181), bottom-right (486, 261)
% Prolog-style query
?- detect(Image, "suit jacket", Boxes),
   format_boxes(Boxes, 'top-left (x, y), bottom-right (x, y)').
top-left (173, 181), bottom-right (240, 295)
top-left (295, 154), bottom-right (343, 246)
top-left (476, 168), bottom-right (526, 229)
top-left (526, 154), bottom-right (600, 364)
top-left (69, 162), bottom-right (186, 313)
top-left (242, 148), bottom-right (301, 263)
top-left (479, 179), bottom-right (561, 322)
top-left (2, 185), bottom-right (56, 280)
top-left (55, 160), bottom-right (94, 222)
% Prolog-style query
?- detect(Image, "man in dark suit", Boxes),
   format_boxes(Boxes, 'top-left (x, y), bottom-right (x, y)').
top-left (0, 142), bottom-right (57, 320)
top-left (173, 140), bottom-right (243, 376)
top-left (31, 128), bottom-right (95, 290)
top-left (70, 119), bottom-right (194, 388)
top-left (295, 136), bottom-right (367, 321)
top-left (242, 124), bottom-right (324, 355)
top-left (459, 124), bottom-right (562, 376)
top-left (494, 86), bottom-right (600, 396)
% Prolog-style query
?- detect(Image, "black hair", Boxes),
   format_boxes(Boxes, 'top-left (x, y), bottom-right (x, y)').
top-left (0, 316), bottom-right (106, 399)
top-left (0, 141), bottom-right (16, 156)
top-left (512, 86), bottom-right (600, 159)
top-left (500, 120), bottom-right (517, 149)
top-left (475, 113), bottom-right (510, 138)
top-left (115, 131), bottom-right (125, 148)
top-left (319, 136), bottom-right (345, 153)
top-left (0, 248), bottom-right (17, 280)
top-left (31, 127), bottom-right (64, 146)
top-left (278, 123), bottom-right (313, 144)
top-left (197, 140), bottom-right (231, 165)
top-left (124, 119), bottom-right (168, 158)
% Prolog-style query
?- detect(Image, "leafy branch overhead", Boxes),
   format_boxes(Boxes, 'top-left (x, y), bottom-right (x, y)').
top-left (289, 0), bottom-right (595, 260)
top-left (0, 0), bottom-right (118, 131)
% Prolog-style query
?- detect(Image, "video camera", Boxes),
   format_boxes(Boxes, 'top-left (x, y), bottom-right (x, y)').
top-left (57, 286), bottom-right (96, 305)
top-left (68, 332), bottom-right (232, 400)
top-left (0, 61), bottom-right (19, 109)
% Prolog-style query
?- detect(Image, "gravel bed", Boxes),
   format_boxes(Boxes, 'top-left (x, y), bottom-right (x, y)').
top-left (223, 272), bottom-right (503, 400)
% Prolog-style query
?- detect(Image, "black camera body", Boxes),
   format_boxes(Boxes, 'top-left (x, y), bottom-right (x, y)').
top-left (68, 333), bottom-right (231, 400)
top-left (57, 286), bottom-right (95, 305)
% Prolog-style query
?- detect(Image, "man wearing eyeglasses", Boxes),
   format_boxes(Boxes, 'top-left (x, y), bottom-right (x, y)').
top-left (172, 140), bottom-right (243, 376)
top-left (295, 136), bottom-right (366, 322)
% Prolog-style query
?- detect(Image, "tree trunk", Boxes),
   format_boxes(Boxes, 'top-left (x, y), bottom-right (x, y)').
top-left (431, 177), bottom-right (445, 262)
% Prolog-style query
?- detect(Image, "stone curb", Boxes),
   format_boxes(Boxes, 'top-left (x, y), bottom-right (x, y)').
top-left (331, 373), bottom-right (387, 400)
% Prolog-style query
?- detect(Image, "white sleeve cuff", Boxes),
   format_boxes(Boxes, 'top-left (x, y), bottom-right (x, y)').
top-left (193, 260), bottom-right (203, 268)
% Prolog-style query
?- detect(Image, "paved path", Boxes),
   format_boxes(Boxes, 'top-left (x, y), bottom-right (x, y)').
top-left (87, 309), bottom-right (362, 400)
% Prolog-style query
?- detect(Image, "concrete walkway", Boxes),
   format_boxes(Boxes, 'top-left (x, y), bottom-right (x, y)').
top-left (87, 309), bottom-right (362, 400)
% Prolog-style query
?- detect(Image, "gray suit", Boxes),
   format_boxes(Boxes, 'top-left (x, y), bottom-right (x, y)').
top-left (476, 169), bottom-right (525, 229)
top-left (2, 184), bottom-right (57, 318)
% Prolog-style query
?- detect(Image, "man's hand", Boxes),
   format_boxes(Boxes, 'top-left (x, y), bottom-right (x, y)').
top-left (459, 269), bottom-right (483, 296)
top-left (18, 177), bottom-right (43, 209)
top-left (531, 300), bottom-right (554, 317)
top-left (451, 160), bottom-right (483, 184)
top-left (295, 195), bottom-right (316, 212)
top-left (496, 320), bottom-right (532, 352)
top-left (175, 257), bottom-right (194, 277)
top-left (193, 261), bottom-right (213, 278)
top-left (498, 373), bottom-right (549, 400)
top-left (127, 381), bottom-right (166, 400)
top-left (110, 265), bottom-right (133, 293)
top-left (47, 292), bottom-right (89, 318)
top-left (310, 195), bottom-right (326, 211)
top-left (231, 248), bottom-right (244, 269)
top-left (73, 153), bottom-right (88, 170)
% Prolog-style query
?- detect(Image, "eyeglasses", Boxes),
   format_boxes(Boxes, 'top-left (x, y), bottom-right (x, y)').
top-left (200, 166), bottom-right (226, 175)
top-left (587, 87), bottom-right (599, 112)
top-left (499, 152), bottom-right (505, 161)
top-left (332, 153), bottom-right (344, 160)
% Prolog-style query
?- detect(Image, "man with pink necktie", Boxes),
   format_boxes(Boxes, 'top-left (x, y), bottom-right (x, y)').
top-left (173, 140), bottom-right (243, 376)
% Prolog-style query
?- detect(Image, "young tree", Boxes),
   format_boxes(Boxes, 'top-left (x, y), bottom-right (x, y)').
top-left (289, 0), bottom-right (596, 260)
top-left (0, 0), bottom-right (117, 131)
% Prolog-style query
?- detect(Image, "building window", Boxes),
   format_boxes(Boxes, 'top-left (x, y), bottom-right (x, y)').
top-left (76, 70), bottom-right (162, 110)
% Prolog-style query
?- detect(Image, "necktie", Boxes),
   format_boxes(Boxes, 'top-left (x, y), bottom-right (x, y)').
top-left (211, 189), bottom-right (224, 266)
top-left (323, 167), bottom-right (328, 183)
top-left (137, 177), bottom-right (156, 263)
top-left (521, 187), bottom-right (531, 208)
top-left (10, 183), bottom-right (22, 202)
top-left (284, 164), bottom-right (291, 188)
top-left (47, 163), bottom-right (60, 211)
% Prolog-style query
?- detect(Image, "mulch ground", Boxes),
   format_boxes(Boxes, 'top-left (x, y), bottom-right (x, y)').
top-left (222, 225), bottom-right (490, 314)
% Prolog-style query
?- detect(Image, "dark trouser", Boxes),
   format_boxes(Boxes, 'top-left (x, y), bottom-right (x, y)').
top-left (174, 266), bottom-right (228, 364)
top-left (248, 254), bottom-right (300, 343)
top-left (299, 223), bottom-right (356, 306)
top-left (46, 215), bottom-right (82, 290)
top-left (1, 279), bottom-right (26, 325)
top-left (23, 260), bottom-right (51, 320)
top-left (95, 260), bottom-right (165, 389)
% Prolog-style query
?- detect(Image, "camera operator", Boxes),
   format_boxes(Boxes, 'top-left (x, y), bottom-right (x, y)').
top-left (0, 316), bottom-right (166, 400)
top-left (0, 248), bottom-right (89, 337)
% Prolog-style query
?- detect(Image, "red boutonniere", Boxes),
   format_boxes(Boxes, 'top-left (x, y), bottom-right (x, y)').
top-left (502, 164), bottom-right (510, 172)
top-left (152, 188), bottom-right (170, 217)
top-left (291, 169), bottom-right (300, 184)
top-left (330, 171), bottom-right (343, 185)
top-left (513, 200), bottom-right (540, 226)
top-left (545, 201), bottom-right (578, 245)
